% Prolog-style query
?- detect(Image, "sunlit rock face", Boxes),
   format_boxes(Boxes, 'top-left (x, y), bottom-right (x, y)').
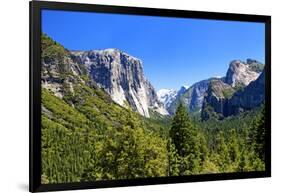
top-left (72, 49), bottom-right (168, 117)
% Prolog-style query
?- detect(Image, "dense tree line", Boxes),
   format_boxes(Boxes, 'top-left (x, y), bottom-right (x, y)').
top-left (168, 104), bottom-right (265, 174)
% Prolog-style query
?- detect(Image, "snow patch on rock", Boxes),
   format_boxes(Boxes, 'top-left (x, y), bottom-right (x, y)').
top-left (157, 89), bottom-right (178, 108)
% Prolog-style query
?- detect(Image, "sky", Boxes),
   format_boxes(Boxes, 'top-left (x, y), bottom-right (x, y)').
top-left (42, 10), bottom-right (265, 91)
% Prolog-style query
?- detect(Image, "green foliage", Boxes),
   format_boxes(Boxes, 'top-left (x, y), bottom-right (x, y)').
top-left (42, 84), bottom-right (169, 183)
top-left (41, 115), bottom-right (93, 183)
top-left (169, 103), bottom-right (206, 175)
top-left (248, 63), bottom-right (264, 73)
top-left (42, 82), bottom-right (266, 183)
top-left (197, 106), bottom-right (266, 173)
top-left (168, 140), bottom-right (181, 176)
top-left (222, 88), bottom-right (236, 98)
top-left (215, 131), bottom-right (231, 172)
top-left (228, 129), bottom-right (240, 166)
top-left (201, 105), bottom-right (222, 121)
top-left (252, 106), bottom-right (266, 161)
top-left (41, 33), bottom-right (70, 72)
top-left (81, 108), bottom-right (168, 181)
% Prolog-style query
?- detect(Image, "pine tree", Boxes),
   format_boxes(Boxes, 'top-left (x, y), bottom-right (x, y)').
top-left (228, 129), bottom-right (240, 165)
top-left (253, 106), bottom-right (266, 161)
top-left (168, 139), bottom-right (180, 176)
top-left (215, 131), bottom-right (230, 172)
top-left (169, 103), bottom-right (201, 175)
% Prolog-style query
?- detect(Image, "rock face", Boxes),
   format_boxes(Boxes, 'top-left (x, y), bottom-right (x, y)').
top-left (226, 70), bottom-right (265, 115)
top-left (224, 60), bottom-right (260, 87)
top-left (165, 79), bottom-right (213, 115)
top-left (201, 79), bottom-right (235, 120)
top-left (41, 34), bottom-right (84, 99)
top-left (72, 49), bottom-right (168, 117)
top-left (201, 70), bottom-right (265, 120)
top-left (246, 59), bottom-right (264, 73)
top-left (199, 59), bottom-right (264, 120)
top-left (187, 79), bottom-right (213, 112)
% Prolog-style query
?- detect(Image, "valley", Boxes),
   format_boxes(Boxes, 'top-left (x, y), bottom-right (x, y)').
top-left (40, 33), bottom-right (266, 184)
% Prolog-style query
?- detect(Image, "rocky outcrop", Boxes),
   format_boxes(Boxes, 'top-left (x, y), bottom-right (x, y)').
top-left (201, 70), bottom-right (265, 120)
top-left (201, 79), bottom-right (235, 120)
top-left (225, 70), bottom-right (265, 116)
top-left (224, 60), bottom-right (260, 87)
top-left (72, 49), bottom-right (168, 117)
top-left (188, 79), bottom-right (214, 112)
top-left (41, 34), bottom-right (85, 99)
top-left (199, 58), bottom-right (265, 120)
top-left (246, 59), bottom-right (264, 73)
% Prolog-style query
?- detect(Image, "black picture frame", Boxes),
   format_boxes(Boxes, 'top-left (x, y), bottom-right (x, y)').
top-left (29, 1), bottom-right (271, 192)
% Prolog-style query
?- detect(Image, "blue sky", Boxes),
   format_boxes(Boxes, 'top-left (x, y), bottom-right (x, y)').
top-left (42, 10), bottom-right (265, 91)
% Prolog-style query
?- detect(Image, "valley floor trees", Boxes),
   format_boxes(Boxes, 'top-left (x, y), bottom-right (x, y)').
top-left (42, 90), bottom-right (266, 183)
top-left (169, 103), bottom-right (205, 175)
top-left (168, 103), bottom-right (266, 175)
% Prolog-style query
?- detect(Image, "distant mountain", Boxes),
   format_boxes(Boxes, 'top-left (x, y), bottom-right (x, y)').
top-left (157, 89), bottom-right (177, 109)
top-left (71, 49), bottom-right (168, 117)
top-left (165, 80), bottom-right (213, 115)
top-left (160, 59), bottom-right (264, 118)
top-left (201, 68), bottom-right (265, 120)
top-left (225, 70), bottom-right (265, 116)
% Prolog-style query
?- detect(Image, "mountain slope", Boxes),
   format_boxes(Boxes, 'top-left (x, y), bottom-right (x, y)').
top-left (225, 70), bottom-right (265, 115)
top-left (41, 33), bottom-right (169, 183)
top-left (201, 70), bottom-right (265, 120)
top-left (201, 79), bottom-right (235, 120)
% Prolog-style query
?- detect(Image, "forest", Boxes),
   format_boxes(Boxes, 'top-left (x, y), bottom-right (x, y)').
top-left (41, 87), bottom-right (265, 183)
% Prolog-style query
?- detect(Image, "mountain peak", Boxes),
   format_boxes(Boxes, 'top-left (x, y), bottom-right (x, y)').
top-left (178, 85), bottom-right (188, 93)
top-left (246, 58), bottom-right (260, 65)
top-left (224, 59), bottom-right (260, 87)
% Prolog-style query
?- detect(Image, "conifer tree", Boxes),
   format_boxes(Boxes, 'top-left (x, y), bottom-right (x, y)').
top-left (215, 131), bottom-right (230, 172)
top-left (253, 106), bottom-right (265, 161)
top-left (169, 103), bottom-right (201, 175)
top-left (228, 129), bottom-right (240, 166)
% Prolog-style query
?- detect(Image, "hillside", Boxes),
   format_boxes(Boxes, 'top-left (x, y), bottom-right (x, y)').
top-left (41, 34), bottom-right (169, 183)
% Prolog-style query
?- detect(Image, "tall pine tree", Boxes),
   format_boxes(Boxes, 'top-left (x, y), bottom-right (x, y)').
top-left (253, 106), bottom-right (266, 161)
top-left (169, 103), bottom-right (202, 175)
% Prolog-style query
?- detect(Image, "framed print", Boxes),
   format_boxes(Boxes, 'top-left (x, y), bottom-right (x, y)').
top-left (30, 1), bottom-right (271, 192)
